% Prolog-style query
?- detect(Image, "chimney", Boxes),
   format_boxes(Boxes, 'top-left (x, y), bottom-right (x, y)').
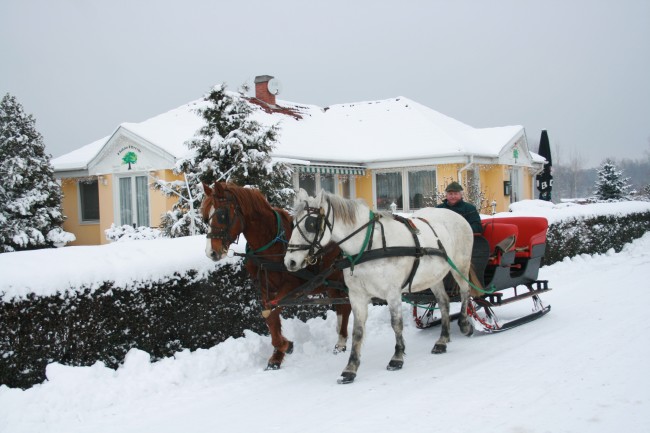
top-left (254, 75), bottom-right (276, 106)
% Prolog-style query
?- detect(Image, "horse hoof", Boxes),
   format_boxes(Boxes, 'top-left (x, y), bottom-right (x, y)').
top-left (387, 360), bottom-right (403, 371)
top-left (337, 372), bottom-right (356, 384)
top-left (460, 322), bottom-right (474, 336)
top-left (431, 344), bottom-right (447, 354)
top-left (333, 345), bottom-right (347, 354)
top-left (265, 362), bottom-right (281, 371)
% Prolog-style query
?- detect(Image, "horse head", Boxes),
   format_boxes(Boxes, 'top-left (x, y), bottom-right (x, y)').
top-left (284, 189), bottom-right (334, 272)
top-left (201, 181), bottom-right (244, 261)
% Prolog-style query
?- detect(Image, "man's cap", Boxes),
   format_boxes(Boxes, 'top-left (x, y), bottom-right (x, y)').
top-left (445, 181), bottom-right (464, 192)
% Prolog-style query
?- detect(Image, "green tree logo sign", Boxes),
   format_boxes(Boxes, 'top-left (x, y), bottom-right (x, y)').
top-left (122, 151), bottom-right (138, 170)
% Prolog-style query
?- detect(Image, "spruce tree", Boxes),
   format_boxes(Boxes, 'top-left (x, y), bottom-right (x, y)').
top-left (157, 84), bottom-right (293, 237)
top-left (594, 159), bottom-right (631, 201)
top-left (0, 93), bottom-right (75, 252)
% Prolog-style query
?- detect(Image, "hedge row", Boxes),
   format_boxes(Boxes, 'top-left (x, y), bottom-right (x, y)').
top-left (1, 211), bottom-right (649, 389)
top-left (0, 262), bottom-right (328, 389)
top-left (544, 211), bottom-right (650, 265)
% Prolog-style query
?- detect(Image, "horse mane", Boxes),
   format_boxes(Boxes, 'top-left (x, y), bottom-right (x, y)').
top-left (220, 182), bottom-right (273, 216)
top-left (294, 191), bottom-right (365, 226)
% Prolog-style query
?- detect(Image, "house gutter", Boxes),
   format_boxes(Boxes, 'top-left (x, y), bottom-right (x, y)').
top-left (457, 155), bottom-right (475, 182)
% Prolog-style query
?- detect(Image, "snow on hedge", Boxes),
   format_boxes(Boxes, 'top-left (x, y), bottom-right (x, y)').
top-left (1, 200), bottom-right (648, 302)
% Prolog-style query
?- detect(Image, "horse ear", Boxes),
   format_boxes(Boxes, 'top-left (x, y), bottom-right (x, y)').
top-left (315, 189), bottom-right (326, 207)
top-left (213, 182), bottom-right (225, 195)
top-left (295, 188), bottom-right (309, 205)
top-left (202, 182), bottom-right (212, 196)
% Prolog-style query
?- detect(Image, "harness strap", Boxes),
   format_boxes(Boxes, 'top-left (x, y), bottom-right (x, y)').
top-left (335, 246), bottom-right (446, 270)
top-left (245, 210), bottom-right (286, 256)
top-left (393, 215), bottom-right (423, 291)
top-left (341, 210), bottom-right (376, 273)
top-left (415, 216), bottom-right (446, 253)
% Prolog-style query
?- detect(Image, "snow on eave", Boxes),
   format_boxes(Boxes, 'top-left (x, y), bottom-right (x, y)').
top-left (51, 135), bottom-right (111, 172)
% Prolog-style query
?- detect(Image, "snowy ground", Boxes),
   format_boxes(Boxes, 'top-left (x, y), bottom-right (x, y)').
top-left (1, 201), bottom-right (649, 433)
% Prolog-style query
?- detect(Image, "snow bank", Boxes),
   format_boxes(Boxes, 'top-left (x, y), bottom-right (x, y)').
top-left (496, 199), bottom-right (650, 223)
top-left (0, 235), bottom-right (245, 302)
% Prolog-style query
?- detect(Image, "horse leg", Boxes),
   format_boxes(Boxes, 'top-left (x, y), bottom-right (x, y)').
top-left (264, 308), bottom-right (293, 370)
top-left (431, 284), bottom-right (451, 354)
top-left (453, 266), bottom-right (475, 337)
top-left (338, 294), bottom-right (369, 384)
top-left (333, 303), bottom-right (351, 354)
top-left (386, 294), bottom-right (405, 371)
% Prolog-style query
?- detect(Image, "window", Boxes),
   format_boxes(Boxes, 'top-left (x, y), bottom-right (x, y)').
top-left (297, 171), bottom-right (355, 197)
top-left (298, 173), bottom-right (316, 196)
top-left (376, 172), bottom-right (402, 210)
top-left (320, 173), bottom-right (335, 193)
top-left (118, 175), bottom-right (150, 227)
top-left (408, 170), bottom-right (436, 209)
top-left (79, 180), bottom-right (99, 222)
top-left (510, 167), bottom-right (522, 204)
top-left (375, 168), bottom-right (437, 211)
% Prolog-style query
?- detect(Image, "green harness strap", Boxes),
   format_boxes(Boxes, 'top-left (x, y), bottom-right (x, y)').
top-left (246, 210), bottom-right (285, 255)
top-left (342, 210), bottom-right (375, 272)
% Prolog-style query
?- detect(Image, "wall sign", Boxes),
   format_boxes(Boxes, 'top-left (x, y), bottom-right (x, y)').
top-left (117, 145), bottom-right (142, 170)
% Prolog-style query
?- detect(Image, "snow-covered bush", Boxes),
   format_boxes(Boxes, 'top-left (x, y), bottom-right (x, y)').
top-left (105, 224), bottom-right (162, 242)
top-left (0, 93), bottom-right (74, 252)
top-left (544, 211), bottom-right (650, 264)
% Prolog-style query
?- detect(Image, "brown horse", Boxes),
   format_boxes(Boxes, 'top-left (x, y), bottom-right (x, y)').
top-left (201, 182), bottom-right (351, 369)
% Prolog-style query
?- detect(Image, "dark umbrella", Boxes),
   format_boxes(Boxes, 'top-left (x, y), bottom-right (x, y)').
top-left (535, 130), bottom-right (553, 201)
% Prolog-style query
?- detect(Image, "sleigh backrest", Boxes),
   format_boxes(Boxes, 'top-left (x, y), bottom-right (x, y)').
top-left (501, 217), bottom-right (548, 258)
top-left (481, 221), bottom-right (518, 254)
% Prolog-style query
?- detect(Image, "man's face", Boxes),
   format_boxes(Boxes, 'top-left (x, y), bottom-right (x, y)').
top-left (446, 191), bottom-right (462, 206)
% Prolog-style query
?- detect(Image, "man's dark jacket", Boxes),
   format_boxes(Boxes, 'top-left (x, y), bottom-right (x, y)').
top-left (436, 200), bottom-right (483, 233)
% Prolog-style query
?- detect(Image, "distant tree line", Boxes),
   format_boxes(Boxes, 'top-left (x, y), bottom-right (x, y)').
top-left (552, 154), bottom-right (650, 201)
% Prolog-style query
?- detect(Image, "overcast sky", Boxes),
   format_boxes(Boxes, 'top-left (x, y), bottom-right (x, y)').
top-left (1, 0), bottom-right (648, 168)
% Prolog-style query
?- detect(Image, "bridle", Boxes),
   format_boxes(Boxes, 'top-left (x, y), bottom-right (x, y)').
top-left (288, 199), bottom-right (385, 271)
top-left (204, 190), bottom-right (244, 247)
top-left (287, 200), bottom-right (334, 265)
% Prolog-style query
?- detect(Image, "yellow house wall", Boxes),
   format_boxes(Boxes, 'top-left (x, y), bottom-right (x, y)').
top-left (481, 166), bottom-right (511, 213)
top-left (148, 169), bottom-right (183, 229)
top-left (354, 171), bottom-right (373, 206)
top-left (61, 170), bottom-right (186, 246)
top-left (436, 164), bottom-right (461, 191)
top-left (60, 178), bottom-right (102, 246)
top-left (97, 175), bottom-right (114, 244)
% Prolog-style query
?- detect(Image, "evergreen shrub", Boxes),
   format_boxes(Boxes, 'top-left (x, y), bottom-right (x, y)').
top-left (545, 211), bottom-right (650, 265)
top-left (0, 262), bottom-right (328, 389)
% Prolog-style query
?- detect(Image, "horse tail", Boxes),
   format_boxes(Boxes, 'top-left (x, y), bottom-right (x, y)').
top-left (468, 264), bottom-right (483, 298)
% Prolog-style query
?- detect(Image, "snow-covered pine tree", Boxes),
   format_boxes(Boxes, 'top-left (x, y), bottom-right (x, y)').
top-left (158, 84), bottom-right (294, 237)
top-left (593, 159), bottom-right (631, 201)
top-left (0, 93), bottom-right (75, 252)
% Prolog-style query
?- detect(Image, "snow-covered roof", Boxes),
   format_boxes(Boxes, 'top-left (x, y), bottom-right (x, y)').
top-left (52, 93), bottom-right (544, 172)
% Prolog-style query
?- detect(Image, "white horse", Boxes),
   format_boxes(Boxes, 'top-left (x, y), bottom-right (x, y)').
top-left (284, 190), bottom-right (476, 384)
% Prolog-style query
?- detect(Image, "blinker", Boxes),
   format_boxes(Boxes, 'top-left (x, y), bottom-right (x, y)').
top-left (304, 215), bottom-right (320, 234)
top-left (215, 207), bottom-right (230, 225)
